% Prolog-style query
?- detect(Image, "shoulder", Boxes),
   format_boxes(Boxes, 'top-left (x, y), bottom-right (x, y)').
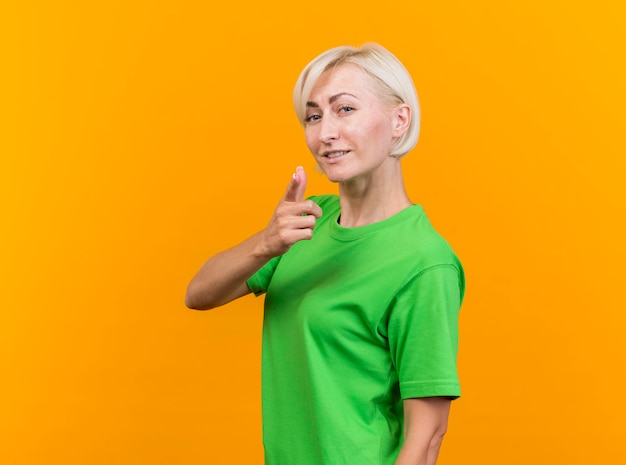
top-left (390, 209), bottom-right (466, 305)
top-left (393, 206), bottom-right (463, 272)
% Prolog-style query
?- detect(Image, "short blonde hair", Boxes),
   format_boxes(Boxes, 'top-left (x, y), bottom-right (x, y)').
top-left (293, 43), bottom-right (420, 158)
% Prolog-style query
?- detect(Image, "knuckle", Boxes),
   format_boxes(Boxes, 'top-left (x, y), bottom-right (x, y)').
top-left (277, 229), bottom-right (289, 242)
top-left (277, 216), bottom-right (291, 228)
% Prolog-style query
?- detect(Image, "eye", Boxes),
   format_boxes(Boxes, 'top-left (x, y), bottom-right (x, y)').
top-left (339, 105), bottom-right (355, 114)
top-left (305, 114), bottom-right (321, 123)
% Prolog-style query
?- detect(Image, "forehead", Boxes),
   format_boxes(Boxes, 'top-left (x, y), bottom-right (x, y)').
top-left (308, 64), bottom-right (379, 102)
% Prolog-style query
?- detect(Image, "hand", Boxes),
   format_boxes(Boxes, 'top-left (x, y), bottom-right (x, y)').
top-left (260, 166), bottom-right (323, 258)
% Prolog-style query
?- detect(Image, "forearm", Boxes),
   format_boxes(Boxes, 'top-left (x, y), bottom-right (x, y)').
top-left (394, 431), bottom-right (445, 465)
top-left (185, 231), bottom-right (271, 310)
top-left (395, 397), bottom-right (451, 465)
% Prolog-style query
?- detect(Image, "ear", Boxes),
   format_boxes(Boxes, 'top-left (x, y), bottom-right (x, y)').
top-left (391, 104), bottom-right (411, 138)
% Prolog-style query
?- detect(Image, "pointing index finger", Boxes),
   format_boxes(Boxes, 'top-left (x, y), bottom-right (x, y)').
top-left (294, 166), bottom-right (306, 202)
top-left (283, 166), bottom-right (306, 202)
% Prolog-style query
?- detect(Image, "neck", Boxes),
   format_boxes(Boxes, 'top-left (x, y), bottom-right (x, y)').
top-left (338, 158), bottom-right (412, 227)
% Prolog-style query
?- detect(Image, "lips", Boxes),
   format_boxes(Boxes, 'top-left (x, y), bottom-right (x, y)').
top-left (323, 150), bottom-right (350, 159)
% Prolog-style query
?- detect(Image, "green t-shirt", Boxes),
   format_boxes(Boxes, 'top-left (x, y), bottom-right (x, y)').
top-left (247, 195), bottom-right (464, 465)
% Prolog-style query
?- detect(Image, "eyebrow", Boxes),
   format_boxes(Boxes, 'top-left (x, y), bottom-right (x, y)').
top-left (306, 92), bottom-right (358, 108)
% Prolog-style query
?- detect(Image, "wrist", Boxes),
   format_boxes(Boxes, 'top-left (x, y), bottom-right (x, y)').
top-left (250, 231), bottom-right (277, 262)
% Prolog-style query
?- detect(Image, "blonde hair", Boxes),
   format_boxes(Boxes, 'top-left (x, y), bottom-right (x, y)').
top-left (293, 43), bottom-right (420, 158)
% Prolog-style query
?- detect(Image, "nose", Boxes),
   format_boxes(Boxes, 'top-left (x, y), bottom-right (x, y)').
top-left (318, 115), bottom-right (339, 143)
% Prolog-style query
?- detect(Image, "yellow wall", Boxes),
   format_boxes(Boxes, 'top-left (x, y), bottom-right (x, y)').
top-left (2, 1), bottom-right (625, 463)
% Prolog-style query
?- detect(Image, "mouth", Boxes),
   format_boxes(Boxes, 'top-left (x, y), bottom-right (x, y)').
top-left (323, 150), bottom-right (350, 160)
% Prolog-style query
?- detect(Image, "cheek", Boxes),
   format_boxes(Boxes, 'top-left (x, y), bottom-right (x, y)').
top-left (305, 129), bottom-right (317, 152)
top-left (366, 118), bottom-right (394, 147)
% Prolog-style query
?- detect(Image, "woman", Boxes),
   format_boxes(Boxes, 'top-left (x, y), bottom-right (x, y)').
top-left (186, 43), bottom-right (464, 465)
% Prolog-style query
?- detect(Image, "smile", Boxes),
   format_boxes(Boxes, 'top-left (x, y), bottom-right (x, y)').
top-left (324, 151), bottom-right (349, 159)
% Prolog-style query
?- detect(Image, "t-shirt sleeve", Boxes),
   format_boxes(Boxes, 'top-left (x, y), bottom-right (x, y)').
top-left (246, 255), bottom-right (281, 296)
top-left (387, 264), bottom-right (463, 399)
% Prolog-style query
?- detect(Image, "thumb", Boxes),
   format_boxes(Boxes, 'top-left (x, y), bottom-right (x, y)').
top-left (283, 166), bottom-right (306, 202)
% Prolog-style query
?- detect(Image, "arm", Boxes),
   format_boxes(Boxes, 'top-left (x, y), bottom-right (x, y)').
top-left (395, 397), bottom-right (451, 465)
top-left (184, 231), bottom-right (271, 310)
top-left (387, 266), bottom-right (462, 463)
top-left (185, 167), bottom-right (322, 310)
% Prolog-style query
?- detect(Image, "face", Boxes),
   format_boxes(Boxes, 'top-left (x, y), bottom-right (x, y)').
top-left (304, 64), bottom-right (409, 184)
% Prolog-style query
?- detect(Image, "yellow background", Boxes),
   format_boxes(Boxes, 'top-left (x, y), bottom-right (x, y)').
top-left (2, 1), bottom-right (625, 463)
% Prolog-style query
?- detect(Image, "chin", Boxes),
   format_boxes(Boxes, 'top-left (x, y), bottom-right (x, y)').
top-left (323, 173), bottom-right (348, 184)
top-left (320, 166), bottom-right (351, 184)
